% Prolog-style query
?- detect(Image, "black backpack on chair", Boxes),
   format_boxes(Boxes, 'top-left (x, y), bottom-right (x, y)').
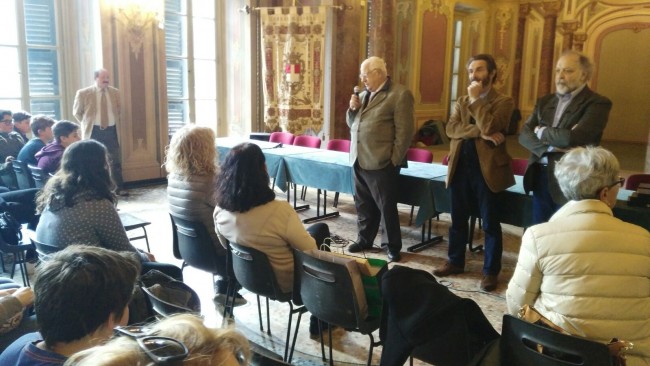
top-left (0, 211), bottom-right (23, 246)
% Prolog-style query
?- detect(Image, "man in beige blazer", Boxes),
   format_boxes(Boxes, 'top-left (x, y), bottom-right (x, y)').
top-left (346, 56), bottom-right (414, 263)
top-left (433, 54), bottom-right (515, 292)
top-left (73, 68), bottom-right (128, 196)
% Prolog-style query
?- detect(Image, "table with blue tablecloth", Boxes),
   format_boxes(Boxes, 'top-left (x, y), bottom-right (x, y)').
top-left (216, 137), bottom-right (324, 192)
top-left (215, 138), bottom-right (650, 235)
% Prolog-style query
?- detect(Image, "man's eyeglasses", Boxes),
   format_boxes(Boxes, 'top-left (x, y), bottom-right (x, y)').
top-left (115, 326), bottom-right (189, 365)
top-left (607, 176), bottom-right (625, 189)
top-left (0, 119), bottom-right (12, 124)
top-left (359, 69), bottom-right (376, 80)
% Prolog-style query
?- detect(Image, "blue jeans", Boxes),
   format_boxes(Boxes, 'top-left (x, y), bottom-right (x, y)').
top-left (448, 140), bottom-right (503, 275)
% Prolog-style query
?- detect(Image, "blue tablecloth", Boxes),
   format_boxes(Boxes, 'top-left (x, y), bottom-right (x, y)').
top-left (216, 138), bottom-right (324, 192)
top-left (215, 138), bottom-right (650, 232)
top-left (282, 150), bottom-right (354, 194)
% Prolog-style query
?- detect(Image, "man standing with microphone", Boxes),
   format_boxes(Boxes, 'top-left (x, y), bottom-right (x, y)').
top-left (346, 56), bottom-right (414, 263)
top-left (433, 54), bottom-right (514, 292)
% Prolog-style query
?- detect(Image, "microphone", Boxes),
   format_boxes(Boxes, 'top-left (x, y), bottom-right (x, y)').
top-left (353, 86), bottom-right (362, 96)
top-left (262, 143), bottom-right (283, 149)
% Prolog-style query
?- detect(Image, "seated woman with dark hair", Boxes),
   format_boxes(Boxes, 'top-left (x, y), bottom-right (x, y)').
top-left (213, 142), bottom-right (330, 335)
top-left (34, 139), bottom-right (182, 280)
top-left (65, 314), bottom-right (250, 366)
top-left (506, 146), bottom-right (650, 364)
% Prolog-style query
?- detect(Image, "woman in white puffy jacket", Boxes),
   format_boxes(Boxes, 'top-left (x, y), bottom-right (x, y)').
top-left (506, 146), bottom-right (650, 366)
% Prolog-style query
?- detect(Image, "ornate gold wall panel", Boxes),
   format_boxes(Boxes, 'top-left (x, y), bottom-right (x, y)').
top-left (99, 0), bottom-right (167, 182)
top-left (419, 8), bottom-right (448, 104)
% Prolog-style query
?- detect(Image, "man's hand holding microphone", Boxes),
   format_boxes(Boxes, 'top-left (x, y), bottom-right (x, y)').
top-left (350, 86), bottom-right (362, 111)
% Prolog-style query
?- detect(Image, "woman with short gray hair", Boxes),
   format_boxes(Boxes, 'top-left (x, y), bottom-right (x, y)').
top-left (554, 145), bottom-right (620, 202)
top-left (506, 146), bottom-right (650, 364)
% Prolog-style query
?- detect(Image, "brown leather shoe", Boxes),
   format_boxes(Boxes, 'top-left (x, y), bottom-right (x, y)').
top-left (480, 275), bottom-right (498, 292)
top-left (432, 262), bottom-right (464, 277)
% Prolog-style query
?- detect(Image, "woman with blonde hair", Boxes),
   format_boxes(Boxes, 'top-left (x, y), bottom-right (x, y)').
top-left (165, 125), bottom-right (245, 306)
top-left (65, 314), bottom-right (250, 366)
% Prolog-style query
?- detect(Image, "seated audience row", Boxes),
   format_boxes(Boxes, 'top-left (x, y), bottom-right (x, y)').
top-left (35, 139), bottom-right (182, 280)
top-left (17, 116), bottom-right (55, 167)
top-left (1, 245), bottom-right (246, 366)
top-left (34, 120), bottom-right (80, 174)
top-left (0, 110), bottom-right (27, 190)
top-left (164, 126), bottom-right (331, 335)
top-left (0, 245), bottom-right (140, 364)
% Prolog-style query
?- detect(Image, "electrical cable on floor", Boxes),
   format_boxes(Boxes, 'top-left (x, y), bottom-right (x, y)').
top-left (440, 279), bottom-right (506, 300)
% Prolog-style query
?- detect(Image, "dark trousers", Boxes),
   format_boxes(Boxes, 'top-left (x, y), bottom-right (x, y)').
top-left (448, 140), bottom-right (503, 275)
top-left (91, 126), bottom-right (124, 188)
top-left (0, 188), bottom-right (40, 229)
top-left (353, 161), bottom-right (402, 253)
top-left (306, 222), bottom-right (330, 249)
top-left (532, 164), bottom-right (561, 225)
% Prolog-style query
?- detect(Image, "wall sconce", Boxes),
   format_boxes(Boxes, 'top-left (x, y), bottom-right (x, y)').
top-left (109, 0), bottom-right (164, 59)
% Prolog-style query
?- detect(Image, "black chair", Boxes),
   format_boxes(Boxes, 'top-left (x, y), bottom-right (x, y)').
top-left (168, 213), bottom-right (233, 312)
top-left (169, 212), bottom-right (225, 273)
top-left (228, 242), bottom-right (305, 363)
top-left (12, 160), bottom-right (35, 190)
top-left (294, 250), bottom-right (382, 366)
top-left (0, 235), bottom-right (34, 286)
top-left (141, 285), bottom-right (199, 318)
top-left (29, 236), bottom-right (59, 262)
top-left (500, 314), bottom-right (614, 366)
top-left (28, 165), bottom-right (49, 188)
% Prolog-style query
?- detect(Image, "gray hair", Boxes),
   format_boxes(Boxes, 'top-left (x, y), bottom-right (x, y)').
top-left (361, 56), bottom-right (387, 76)
top-left (554, 146), bottom-right (619, 200)
top-left (560, 50), bottom-right (593, 81)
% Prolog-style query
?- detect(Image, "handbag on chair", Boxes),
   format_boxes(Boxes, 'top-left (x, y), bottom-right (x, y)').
top-left (519, 305), bottom-right (633, 366)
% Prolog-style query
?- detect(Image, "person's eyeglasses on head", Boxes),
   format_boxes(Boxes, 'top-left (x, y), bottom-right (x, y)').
top-left (114, 326), bottom-right (189, 365)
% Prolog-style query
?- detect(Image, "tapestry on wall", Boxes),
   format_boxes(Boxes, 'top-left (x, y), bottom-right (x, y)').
top-left (260, 6), bottom-right (327, 135)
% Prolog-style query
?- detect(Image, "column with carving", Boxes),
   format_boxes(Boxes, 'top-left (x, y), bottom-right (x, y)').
top-left (573, 32), bottom-right (587, 52)
top-left (511, 3), bottom-right (530, 109)
top-left (537, 0), bottom-right (562, 97)
top-left (367, 0), bottom-right (395, 70)
top-left (562, 20), bottom-right (579, 50)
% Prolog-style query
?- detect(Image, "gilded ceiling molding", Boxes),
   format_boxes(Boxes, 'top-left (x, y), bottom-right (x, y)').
top-left (495, 7), bottom-right (513, 50)
top-left (420, 0), bottom-right (450, 17)
top-left (631, 22), bottom-right (650, 32)
top-left (113, 2), bottom-right (164, 60)
top-left (519, 3), bottom-right (532, 18)
top-left (397, 1), bottom-right (413, 19)
top-left (539, 0), bottom-right (563, 16)
top-left (562, 20), bottom-right (580, 34)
